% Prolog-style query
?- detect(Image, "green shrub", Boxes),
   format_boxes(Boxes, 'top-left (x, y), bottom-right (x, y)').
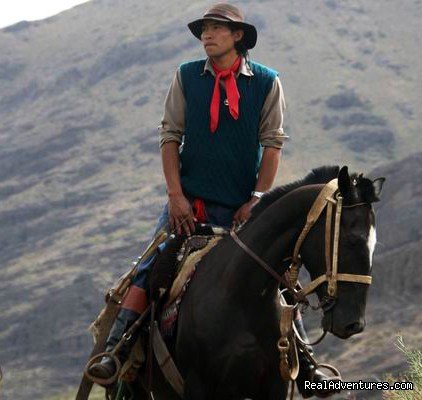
top-left (383, 336), bottom-right (422, 400)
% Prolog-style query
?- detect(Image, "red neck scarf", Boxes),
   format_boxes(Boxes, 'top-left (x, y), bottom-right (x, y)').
top-left (210, 56), bottom-right (241, 133)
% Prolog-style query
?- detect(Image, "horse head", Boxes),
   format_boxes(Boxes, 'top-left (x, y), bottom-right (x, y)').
top-left (300, 166), bottom-right (385, 339)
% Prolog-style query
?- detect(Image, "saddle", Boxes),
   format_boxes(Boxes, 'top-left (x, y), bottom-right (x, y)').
top-left (149, 224), bottom-right (226, 303)
top-left (106, 225), bottom-right (226, 388)
top-left (150, 224), bottom-right (226, 336)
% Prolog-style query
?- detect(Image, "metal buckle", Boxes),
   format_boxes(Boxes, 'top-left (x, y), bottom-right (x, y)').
top-left (320, 295), bottom-right (336, 312)
top-left (277, 337), bottom-right (290, 351)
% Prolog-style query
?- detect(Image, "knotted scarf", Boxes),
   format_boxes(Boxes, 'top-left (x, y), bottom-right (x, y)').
top-left (210, 56), bottom-right (241, 133)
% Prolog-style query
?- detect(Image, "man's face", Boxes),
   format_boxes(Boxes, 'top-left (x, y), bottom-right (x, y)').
top-left (200, 20), bottom-right (243, 58)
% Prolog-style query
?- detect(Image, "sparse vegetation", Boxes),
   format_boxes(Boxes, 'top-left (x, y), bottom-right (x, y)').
top-left (383, 336), bottom-right (422, 399)
top-left (339, 128), bottom-right (395, 153)
top-left (325, 91), bottom-right (364, 110)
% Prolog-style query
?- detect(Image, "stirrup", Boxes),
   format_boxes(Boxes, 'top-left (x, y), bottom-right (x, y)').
top-left (310, 363), bottom-right (341, 383)
top-left (84, 352), bottom-right (121, 386)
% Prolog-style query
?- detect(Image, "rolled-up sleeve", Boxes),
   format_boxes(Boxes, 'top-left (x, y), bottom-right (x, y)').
top-left (259, 76), bottom-right (288, 149)
top-left (159, 69), bottom-right (185, 148)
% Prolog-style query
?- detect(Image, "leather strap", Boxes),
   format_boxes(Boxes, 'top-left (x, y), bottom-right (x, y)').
top-left (230, 229), bottom-right (283, 283)
top-left (277, 303), bottom-right (299, 381)
top-left (336, 273), bottom-right (372, 284)
top-left (325, 200), bottom-right (333, 276)
top-left (328, 195), bottom-right (342, 296)
top-left (291, 179), bottom-right (338, 264)
top-left (298, 273), bottom-right (372, 298)
top-left (152, 321), bottom-right (184, 397)
top-left (289, 179), bottom-right (338, 288)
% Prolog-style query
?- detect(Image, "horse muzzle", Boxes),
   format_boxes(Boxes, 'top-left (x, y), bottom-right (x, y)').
top-left (322, 311), bottom-right (366, 339)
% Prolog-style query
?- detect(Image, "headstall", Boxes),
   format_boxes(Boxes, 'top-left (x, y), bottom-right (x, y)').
top-left (231, 178), bottom-right (373, 304)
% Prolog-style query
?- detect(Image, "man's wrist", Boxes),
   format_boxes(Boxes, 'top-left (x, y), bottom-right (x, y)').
top-left (251, 190), bottom-right (265, 199)
top-left (167, 189), bottom-right (184, 197)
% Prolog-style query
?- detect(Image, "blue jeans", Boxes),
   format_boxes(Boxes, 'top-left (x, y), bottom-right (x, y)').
top-left (132, 200), bottom-right (237, 289)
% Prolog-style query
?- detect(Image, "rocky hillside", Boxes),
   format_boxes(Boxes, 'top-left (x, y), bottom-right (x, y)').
top-left (0, 0), bottom-right (420, 398)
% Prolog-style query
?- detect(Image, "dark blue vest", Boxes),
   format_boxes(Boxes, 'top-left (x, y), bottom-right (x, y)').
top-left (179, 59), bottom-right (278, 208)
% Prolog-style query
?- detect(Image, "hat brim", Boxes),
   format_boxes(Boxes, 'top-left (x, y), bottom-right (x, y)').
top-left (188, 17), bottom-right (257, 50)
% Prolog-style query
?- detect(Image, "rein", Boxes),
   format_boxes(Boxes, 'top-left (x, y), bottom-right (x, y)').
top-left (230, 230), bottom-right (284, 283)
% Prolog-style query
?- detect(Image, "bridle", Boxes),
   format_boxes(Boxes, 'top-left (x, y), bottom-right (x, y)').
top-left (230, 178), bottom-right (373, 307)
top-left (288, 178), bottom-right (372, 304)
top-left (230, 178), bottom-right (374, 387)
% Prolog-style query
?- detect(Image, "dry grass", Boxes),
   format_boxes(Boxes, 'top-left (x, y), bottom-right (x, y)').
top-left (43, 385), bottom-right (105, 400)
top-left (383, 336), bottom-right (422, 400)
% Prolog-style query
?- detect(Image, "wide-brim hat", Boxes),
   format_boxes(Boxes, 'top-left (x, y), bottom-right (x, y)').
top-left (188, 3), bottom-right (257, 50)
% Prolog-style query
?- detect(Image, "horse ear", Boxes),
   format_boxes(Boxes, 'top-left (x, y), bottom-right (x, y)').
top-left (338, 166), bottom-right (351, 197)
top-left (371, 177), bottom-right (385, 202)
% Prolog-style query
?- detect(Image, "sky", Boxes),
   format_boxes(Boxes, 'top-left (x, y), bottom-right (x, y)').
top-left (0, 0), bottom-right (91, 29)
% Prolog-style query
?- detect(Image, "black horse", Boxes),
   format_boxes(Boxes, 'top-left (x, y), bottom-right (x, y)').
top-left (121, 165), bottom-right (385, 400)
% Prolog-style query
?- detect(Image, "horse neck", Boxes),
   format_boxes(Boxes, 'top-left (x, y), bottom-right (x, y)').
top-left (225, 186), bottom-right (319, 297)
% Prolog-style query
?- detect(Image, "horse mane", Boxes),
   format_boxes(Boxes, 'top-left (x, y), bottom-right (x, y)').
top-left (249, 165), bottom-right (340, 221)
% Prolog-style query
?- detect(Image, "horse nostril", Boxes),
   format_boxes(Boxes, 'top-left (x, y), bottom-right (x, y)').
top-left (345, 321), bottom-right (364, 334)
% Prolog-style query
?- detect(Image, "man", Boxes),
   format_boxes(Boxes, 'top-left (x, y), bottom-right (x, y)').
top-left (161, 5), bottom-right (285, 235)
top-left (89, 3), bottom-right (340, 398)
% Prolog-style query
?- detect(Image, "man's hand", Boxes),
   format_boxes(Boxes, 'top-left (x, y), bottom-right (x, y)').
top-left (233, 197), bottom-right (260, 226)
top-left (168, 193), bottom-right (196, 236)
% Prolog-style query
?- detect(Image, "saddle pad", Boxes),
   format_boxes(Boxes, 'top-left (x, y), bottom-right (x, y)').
top-left (168, 236), bottom-right (222, 303)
